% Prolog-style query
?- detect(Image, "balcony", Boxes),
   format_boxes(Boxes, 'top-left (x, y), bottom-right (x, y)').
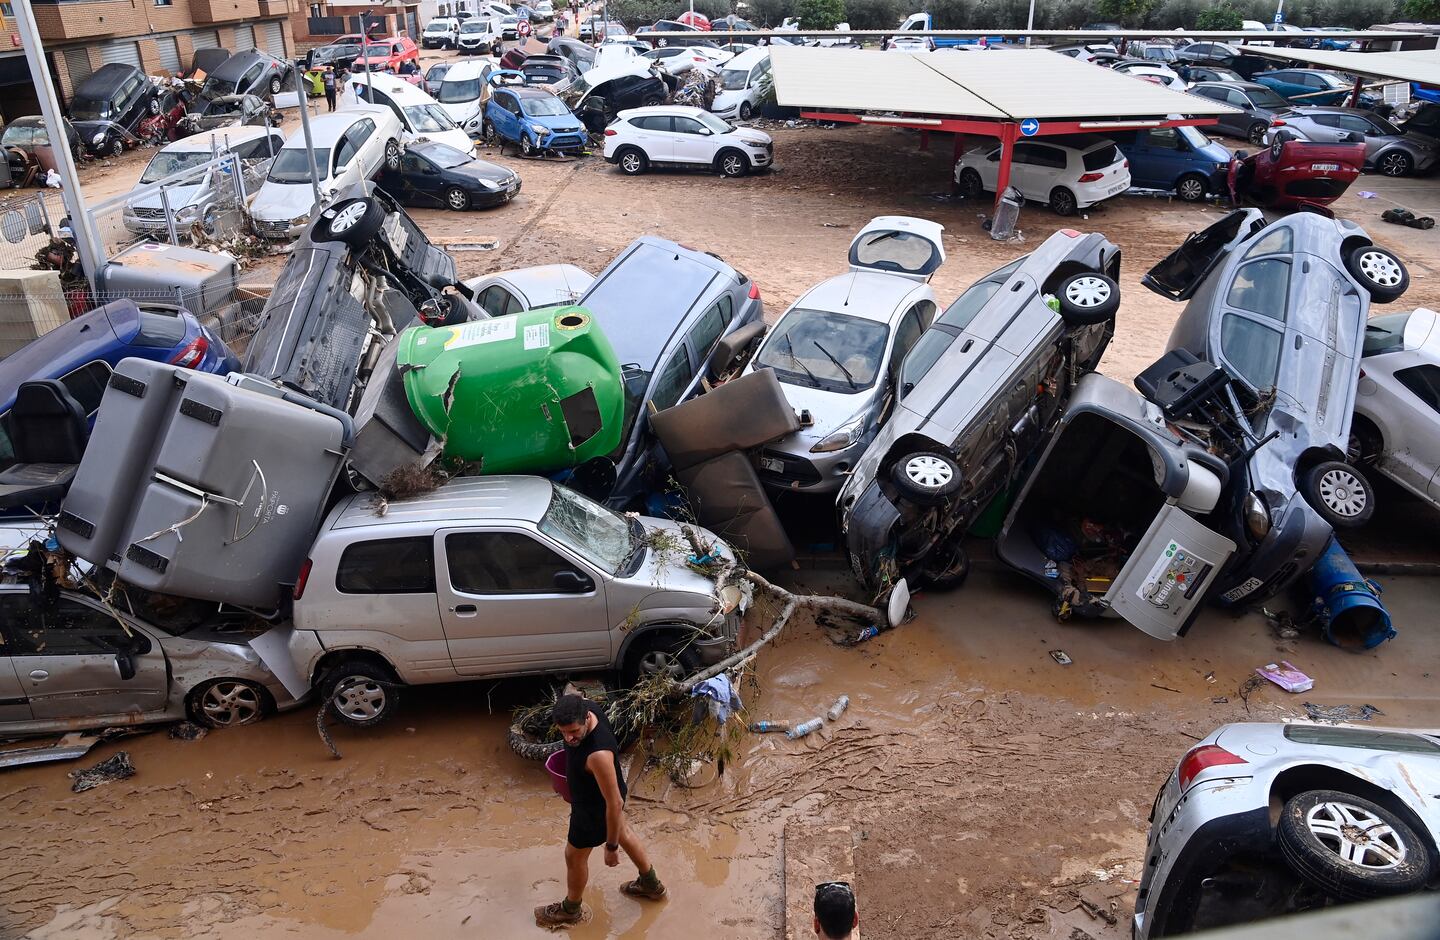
top-left (258, 0), bottom-right (293, 14)
top-left (32, 0), bottom-right (124, 41)
top-left (190, 0), bottom-right (261, 22)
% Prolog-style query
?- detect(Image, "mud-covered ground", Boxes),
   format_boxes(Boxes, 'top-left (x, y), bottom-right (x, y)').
top-left (4, 76), bottom-right (1440, 939)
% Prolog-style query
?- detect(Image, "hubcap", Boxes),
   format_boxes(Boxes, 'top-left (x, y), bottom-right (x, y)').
top-left (1358, 250), bottom-right (1403, 287)
top-left (330, 201), bottom-right (366, 234)
top-left (904, 455), bottom-right (954, 490)
top-left (639, 651), bottom-right (685, 680)
top-left (1065, 275), bottom-right (1111, 308)
top-left (1054, 192), bottom-right (1074, 212)
top-left (1305, 801), bottom-right (1406, 869)
top-left (1381, 154), bottom-right (1408, 176)
top-left (201, 681), bottom-right (261, 726)
top-left (1180, 179), bottom-right (1203, 199)
top-left (724, 155), bottom-right (741, 174)
top-left (1318, 467), bottom-right (1367, 517)
top-left (623, 153), bottom-right (640, 171)
top-left (448, 190), bottom-right (466, 208)
top-left (332, 677), bottom-right (387, 721)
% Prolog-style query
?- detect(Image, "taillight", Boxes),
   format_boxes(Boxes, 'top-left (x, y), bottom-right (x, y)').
top-left (1177, 744), bottom-right (1247, 790)
top-left (169, 335), bottom-right (209, 368)
top-left (1271, 119), bottom-right (1287, 127)
top-left (293, 558), bottom-right (313, 600)
top-left (1059, 228), bottom-right (1081, 237)
top-left (1078, 172), bottom-right (1104, 183)
top-left (748, 281), bottom-right (760, 301)
top-left (604, 128), bottom-right (617, 135)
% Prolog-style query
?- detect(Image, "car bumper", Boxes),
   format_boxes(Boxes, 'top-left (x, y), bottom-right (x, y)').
top-left (758, 441), bottom-right (859, 494)
top-left (252, 217), bottom-right (306, 239)
top-left (1075, 177), bottom-right (1130, 207)
top-left (745, 146), bottom-right (773, 167)
top-left (537, 134), bottom-right (586, 152)
top-left (474, 178), bottom-right (522, 206)
top-left (1216, 496), bottom-right (1331, 605)
top-left (122, 213), bottom-right (179, 235)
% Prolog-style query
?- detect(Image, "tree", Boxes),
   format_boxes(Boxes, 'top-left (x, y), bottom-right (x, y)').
top-left (1094, 0), bottom-right (1158, 25)
top-left (1403, 0), bottom-right (1440, 20)
top-left (796, 0), bottom-right (845, 28)
top-left (1194, 2), bottom-right (1244, 28)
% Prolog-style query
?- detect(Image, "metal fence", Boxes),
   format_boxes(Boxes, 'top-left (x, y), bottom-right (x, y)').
top-left (307, 16), bottom-right (348, 35)
top-left (0, 193), bottom-right (61, 273)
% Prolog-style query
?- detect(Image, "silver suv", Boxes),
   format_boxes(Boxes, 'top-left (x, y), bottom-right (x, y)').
top-left (288, 476), bottom-right (739, 727)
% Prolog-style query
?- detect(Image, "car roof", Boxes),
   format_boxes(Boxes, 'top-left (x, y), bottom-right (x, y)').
top-left (211, 51), bottom-right (270, 77)
top-left (1020, 133), bottom-right (1116, 153)
top-left (75, 63), bottom-right (141, 96)
top-left (797, 272), bottom-right (925, 322)
top-left (443, 59), bottom-right (496, 80)
top-left (723, 47), bottom-right (770, 70)
top-left (331, 476), bottom-right (554, 529)
top-left (283, 111), bottom-right (375, 146)
top-left (509, 85), bottom-right (558, 99)
top-left (617, 105), bottom-right (709, 118)
top-left (160, 124), bottom-right (275, 153)
top-left (0, 300), bottom-right (145, 408)
top-left (352, 73), bottom-right (435, 103)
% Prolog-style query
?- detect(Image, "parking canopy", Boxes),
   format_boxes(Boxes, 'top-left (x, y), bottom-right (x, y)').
top-left (1246, 46), bottom-right (1440, 87)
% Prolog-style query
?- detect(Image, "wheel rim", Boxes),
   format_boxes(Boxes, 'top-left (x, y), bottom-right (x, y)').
top-left (904, 455), bottom-right (953, 490)
top-left (386, 142), bottom-right (399, 168)
top-left (111, 139), bottom-right (125, 156)
top-left (1065, 275), bottom-right (1112, 308)
top-left (723, 154), bottom-right (742, 175)
top-left (1357, 250), bottom-right (1403, 287)
top-left (1380, 153), bottom-right (1408, 176)
top-left (962, 172), bottom-right (981, 196)
top-left (740, 103), bottom-right (752, 119)
top-left (522, 136), bottom-right (534, 155)
top-left (1318, 467), bottom-right (1368, 517)
top-left (638, 650), bottom-right (685, 680)
top-left (1305, 801), bottom-right (1407, 869)
top-left (332, 676), bottom-right (387, 721)
top-left (447, 189), bottom-right (467, 209)
top-left (1179, 178), bottom-right (1204, 200)
top-left (1249, 124), bottom-right (1266, 144)
top-left (622, 152), bottom-right (641, 172)
top-left (201, 681), bottom-right (262, 726)
top-left (330, 201), bottom-right (367, 233)
top-left (1053, 191), bottom-right (1075, 213)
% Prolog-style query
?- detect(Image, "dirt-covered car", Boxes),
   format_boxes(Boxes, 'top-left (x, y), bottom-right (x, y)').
top-left (838, 228), bottom-right (1120, 600)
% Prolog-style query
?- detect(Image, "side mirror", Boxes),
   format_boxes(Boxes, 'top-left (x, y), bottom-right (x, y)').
top-left (698, 127), bottom-right (713, 136)
top-left (553, 569), bottom-right (594, 593)
top-left (115, 650), bottom-right (136, 681)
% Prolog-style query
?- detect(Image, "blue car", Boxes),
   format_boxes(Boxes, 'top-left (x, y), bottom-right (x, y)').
top-left (481, 73), bottom-right (588, 156)
top-left (1253, 69), bottom-right (1377, 109)
top-left (0, 299), bottom-right (240, 465)
top-left (1114, 126), bottom-right (1231, 202)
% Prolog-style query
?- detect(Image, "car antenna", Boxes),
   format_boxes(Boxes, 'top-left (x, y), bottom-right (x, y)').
top-left (842, 271), bottom-right (855, 307)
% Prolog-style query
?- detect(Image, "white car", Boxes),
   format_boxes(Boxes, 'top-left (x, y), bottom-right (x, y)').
top-left (249, 108), bottom-right (404, 239)
top-left (123, 125), bottom-right (285, 237)
top-left (1113, 60), bottom-right (1187, 90)
top-left (954, 134), bottom-right (1131, 216)
top-left (742, 216), bottom-right (944, 494)
top-left (457, 18), bottom-right (502, 54)
top-left (691, 45), bottom-right (734, 66)
top-left (463, 263), bottom-right (595, 316)
top-left (887, 36), bottom-right (937, 52)
top-left (712, 47), bottom-right (771, 121)
top-left (339, 72), bottom-right (475, 155)
top-left (423, 17), bottom-right (460, 48)
top-left (604, 105), bottom-right (773, 177)
top-left (533, 0), bottom-right (553, 20)
top-left (437, 58), bottom-right (498, 136)
top-left (1352, 307), bottom-right (1440, 514)
top-left (642, 46), bottom-right (720, 76)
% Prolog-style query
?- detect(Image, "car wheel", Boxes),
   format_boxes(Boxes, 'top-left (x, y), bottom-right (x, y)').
top-left (270, 75), bottom-right (284, 96)
top-left (383, 138), bottom-right (401, 171)
top-left (108, 137), bottom-right (125, 158)
top-left (322, 658), bottom-right (400, 728)
top-left (1345, 244), bottom-right (1409, 303)
top-left (1347, 417), bottom-right (1383, 466)
top-left (482, 120), bottom-right (498, 146)
top-left (642, 94), bottom-right (665, 107)
top-left (1048, 186), bottom-right (1077, 216)
top-left (189, 678), bottom-right (268, 728)
top-left (1278, 789), bottom-right (1432, 900)
top-left (890, 451), bottom-right (963, 505)
top-left (918, 540), bottom-right (971, 591)
top-left (1378, 150), bottom-right (1413, 177)
top-left (617, 147), bottom-right (648, 175)
top-left (1055, 271), bottom-right (1121, 325)
top-left (318, 195), bottom-right (385, 246)
top-left (1270, 136), bottom-right (1286, 161)
top-left (520, 134), bottom-right (536, 157)
top-left (148, 96), bottom-right (162, 115)
top-left (1176, 173), bottom-right (1207, 202)
top-left (957, 168), bottom-right (984, 199)
top-left (718, 149), bottom-right (748, 177)
top-left (739, 101), bottom-right (753, 120)
top-left (657, 37), bottom-right (670, 47)
top-left (622, 633), bottom-right (701, 687)
top-left (445, 185), bottom-right (471, 211)
top-left (1247, 121), bottom-right (1269, 145)
top-left (1302, 460), bottom-right (1375, 528)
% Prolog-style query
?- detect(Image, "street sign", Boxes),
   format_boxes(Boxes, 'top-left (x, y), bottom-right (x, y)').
top-left (1019, 118), bottom-right (1040, 137)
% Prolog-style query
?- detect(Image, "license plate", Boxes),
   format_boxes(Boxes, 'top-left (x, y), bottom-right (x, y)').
top-left (1220, 576), bottom-right (1264, 603)
top-left (1107, 181), bottom-right (1128, 196)
top-left (1310, 162), bottom-right (1340, 171)
top-left (759, 457), bottom-right (784, 473)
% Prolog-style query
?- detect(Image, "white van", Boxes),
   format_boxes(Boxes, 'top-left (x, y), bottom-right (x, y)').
top-left (423, 17), bottom-right (460, 48)
top-left (711, 47), bottom-right (771, 121)
top-left (436, 58), bottom-right (498, 137)
top-left (340, 72), bottom-right (475, 154)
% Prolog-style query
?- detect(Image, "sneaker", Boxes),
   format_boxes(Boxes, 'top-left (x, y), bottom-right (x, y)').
top-left (620, 877), bottom-right (667, 901)
top-left (534, 901), bottom-right (589, 928)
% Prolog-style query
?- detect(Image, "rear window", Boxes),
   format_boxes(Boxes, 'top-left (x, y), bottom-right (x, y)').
top-left (336, 537), bottom-right (436, 593)
top-left (1284, 725), bottom-right (1440, 754)
top-left (134, 309), bottom-right (188, 348)
top-left (1363, 313), bottom-right (1413, 358)
top-left (1082, 144), bottom-right (1122, 172)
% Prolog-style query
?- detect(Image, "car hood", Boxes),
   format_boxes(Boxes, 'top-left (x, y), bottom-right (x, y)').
top-left (764, 377), bottom-right (874, 453)
top-left (251, 181), bottom-right (318, 220)
top-left (411, 128), bottom-right (475, 152)
top-left (441, 100), bottom-right (482, 121)
top-left (129, 182), bottom-right (205, 212)
top-left (451, 159), bottom-right (514, 184)
top-left (728, 127), bottom-right (770, 146)
top-left (614, 518), bottom-right (733, 607)
top-left (73, 119), bottom-right (128, 140)
top-left (532, 113), bottom-right (585, 133)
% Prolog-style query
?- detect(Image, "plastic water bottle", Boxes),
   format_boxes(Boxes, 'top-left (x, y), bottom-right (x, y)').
top-left (748, 720), bottom-right (790, 734)
top-left (827, 695), bottom-right (850, 722)
top-left (852, 625), bottom-right (881, 644)
top-left (786, 717), bottom-right (824, 739)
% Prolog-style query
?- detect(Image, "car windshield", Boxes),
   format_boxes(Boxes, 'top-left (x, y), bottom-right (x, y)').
top-left (755, 309), bottom-right (889, 392)
top-left (423, 142), bottom-right (473, 167)
top-left (1369, 113), bottom-right (1403, 135)
top-left (538, 483), bottom-right (632, 574)
top-left (461, 21), bottom-right (489, 33)
top-left (69, 97), bottom-right (112, 121)
top-left (140, 150), bottom-right (213, 183)
top-left (425, 21), bottom-right (450, 31)
top-left (405, 104), bottom-right (456, 132)
top-left (209, 98), bottom-right (245, 115)
top-left (695, 111), bottom-right (734, 134)
top-left (1178, 125), bottom-right (1213, 147)
top-left (439, 78), bottom-right (482, 102)
top-left (312, 46), bottom-right (354, 65)
top-left (719, 68), bottom-right (748, 90)
top-left (520, 95), bottom-right (570, 117)
top-left (363, 44), bottom-right (391, 56)
top-left (201, 77), bottom-right (240, 99)
top-left (1246, 86), bottom-right (1290, 109)
top-left (267, 147), bottom-right (326, 182)
top-left (1362, 313), bottom-right (1413, 357)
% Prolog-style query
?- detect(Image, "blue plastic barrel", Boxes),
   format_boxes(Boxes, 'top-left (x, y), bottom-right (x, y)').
top-left (1310, 539), bottom-right (1396, 650)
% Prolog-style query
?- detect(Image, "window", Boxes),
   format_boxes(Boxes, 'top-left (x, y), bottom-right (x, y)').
top-left (1227, 259), bottom-right (1290, 318)
top-left (336, 537), bottom-right (436, 593)
top-left (1027, 145), bottom-right (1066, 169)
top-left (446, 531), bottom-right (576, 594)
top-left (1143, 127), bottom-right (1183, 150)
top-left (135, 309), bottom-right (187, 348)
top-left (889, 307), bottom-right (924, 381)
top-left (1284, 724), bottom-right (1440, 754)
top-left (1395, 364), bottom-right (1440, 414)
top-left (1244, 227), bottom-right (1292, 259)
top-left (334, 137), bottom-right (358, 170)
top-left (672, 117), bottom-right (707, 135)
top-left (1362, 313), bottom-right (1413, 358)
top-left (650, 344), bottom-right (693, 411)
top-left (478, 285), bottom-right (522, 317)
top-left (937, 258), bottom-right (1024, 329)
top-left (58, 361), bottom-right (111, 415)
top-left (1335, 114), bottom-right (1376, 135)
top-left (633, 115), bottom-right (671, 132)
top-left (687, 295), bottom-right (730, 359)
top-left (0, 596), bottom-right (145, 656)
top-left (1220, 314), bottom-right (1282, 390)
top-left (1081, 144), bottom-right (1121, 171)
top-left (899, 330), bottom-right (954, 393)
top-left (349, 118), bottom-right (375, 148)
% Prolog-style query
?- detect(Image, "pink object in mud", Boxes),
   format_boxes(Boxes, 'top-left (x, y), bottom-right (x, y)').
top-left (1256, 661), bottom-right (1314, 694)
top-left (545, 750), bottom-right (572, 803)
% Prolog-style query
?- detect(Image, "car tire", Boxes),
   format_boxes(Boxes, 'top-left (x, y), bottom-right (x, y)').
top-left (383, 138), bottom-right (402, 172)
top-left (1247, 121), bottom-right (1269, 145)
top-left (270, 75), bottom-right (284, 96)
top-left (482, 120), bottom-right (498, 146)
top-left (622, 633), bottom-right (701, 688)
top-left (188, 678), bottom-right (268, 729)
top-left (1345, 244), bottom-right (1409, 303)
top-left (958, 168), bottom-right (984, 199)
top-left (1347, 417), bottom-right (1383, 466)
top-left (642, 94), bottom-right (665, 107)
top-left (1048, 186), bottom-right (1078, 216)
top-left (321, 657), bottom-right (400, 728)
top-left (918, 540), bottom-right (971, 591)
top-left (318, 195), bottom-right (385, 246)
top-left (1055, 271), bottom-right (1120, 325)
top-left (508, 718), bottom-right (563, 760)
top-left (1176, 173), bottom-right (1208, 202)
top-left (108, 137), bottom-right (125, 158)
top-left (617, 147), bottom-right (648, 175)
top-left (890, 451), bottom-right (963, 505)
top-left (717, 149), bottom-right (749, 177)
top-left (1270, 136), bottom-right (1286, 161)
top-left (444, 186), bottom-right (472, 211)
top-left (1277, 789), bottom-right (1432, 901)
top-left (520, 134), bottom-right (537, 157)
top-left (739, 101), bottom-right (753, 120)
top-left (1302, 460), bottom-right (1376, 528)
top-left (1377, 149), bottom-right (1413, 177)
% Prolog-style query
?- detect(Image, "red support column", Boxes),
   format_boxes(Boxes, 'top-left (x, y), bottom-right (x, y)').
top-left (1348, 75), bottom-right (1364, 108)
top-left (992, 121), bottom-right (1020, 218)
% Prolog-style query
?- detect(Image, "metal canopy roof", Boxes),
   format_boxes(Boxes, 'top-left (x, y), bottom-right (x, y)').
top-left (769, 46), bottom-right (1237, 122)
top-left (1247, 46), bottom-right (1440, 86)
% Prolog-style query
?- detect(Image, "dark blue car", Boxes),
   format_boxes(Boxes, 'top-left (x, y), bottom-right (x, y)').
top-left (1114, 126), bottom-right (1232, 202)
top-left (0, 299), bottom-right (240, 464)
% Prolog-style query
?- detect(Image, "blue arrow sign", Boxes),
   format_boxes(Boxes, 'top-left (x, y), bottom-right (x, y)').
top-left (1019, 118), bottom-right (1040, 137)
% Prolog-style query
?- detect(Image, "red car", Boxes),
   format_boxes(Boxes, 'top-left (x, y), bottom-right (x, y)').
top-left (1230, 136), bottom-right (1365, 214)
top-left (352, 36), bottom-right (420, 76)
top-left (676, 10), bottom-right (711, 29)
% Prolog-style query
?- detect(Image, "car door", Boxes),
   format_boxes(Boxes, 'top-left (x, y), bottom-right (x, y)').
top-left (629, 114), bottom-right (674, 162)
top-left (670, 114), bottom-right (716, 164)
top-left (435, 528), bottom-right (611, 675)
top-left (1388, 364), bottom-right (1440, 499)
top-left (490, 90), bottom-right (519, 140)
top-left (1019, 143), bottom-right (1066, 201)
top-left (1138, 127), bottom-right (1188, 188)
top-left (1, 594), bottom-right (169, 722)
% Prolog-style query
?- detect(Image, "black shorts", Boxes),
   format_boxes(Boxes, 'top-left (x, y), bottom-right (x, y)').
top-left (567, 802), bottom-right (617, 849)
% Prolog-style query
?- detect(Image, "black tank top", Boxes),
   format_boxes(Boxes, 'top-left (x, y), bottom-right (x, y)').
top-left (565, 704), bottom-right (627, 810)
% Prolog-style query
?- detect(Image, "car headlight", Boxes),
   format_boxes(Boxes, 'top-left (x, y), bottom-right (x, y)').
top-left (475, 177), bottom-right (500, 189)
top-left (175, 205), bottom-right (199, 222)
top-left (290, 213), bottom-right (311, 226)
top-left (531, 123), bottom-right (551, 135)
top-left (92, 132), bottom-right (106, 145)
top-left (810, 412), bottom-right (867, 454)
top-left (1243, 491), bottom-right (1271, 542)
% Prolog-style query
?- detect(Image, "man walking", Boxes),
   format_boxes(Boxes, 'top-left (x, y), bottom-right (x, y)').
top-left (322, 66), bottom-right (337, 112)
top-left (535, 694), bottom-right (664, 928)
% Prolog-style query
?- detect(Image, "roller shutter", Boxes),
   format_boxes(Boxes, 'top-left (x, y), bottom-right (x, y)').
top-left (260, 21), bottom-right (285, 56)
top-left (63, 48), bottom-right (94, 85)
top-left (156, 36), bottom-right (182, 73)
top-left (233, 24), bottom-right (256, 51)
top-left (99, 41), bottom-right (142, 68)
top-left (192, 30), bottom-right (222, 50)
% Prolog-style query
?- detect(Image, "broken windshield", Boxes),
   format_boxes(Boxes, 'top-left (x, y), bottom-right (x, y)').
top-left (539, 483), bottom-right (632, 574)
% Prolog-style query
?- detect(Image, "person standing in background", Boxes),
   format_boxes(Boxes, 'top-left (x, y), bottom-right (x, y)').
top-left (322, 66), bottom-right (337, 112)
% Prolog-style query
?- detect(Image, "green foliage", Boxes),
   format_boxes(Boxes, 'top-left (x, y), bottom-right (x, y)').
top-left (1095, 0), bottom-right (1158, 25)
top-left (1403, 0), bottom-right (1439, 21)
top-left (1194, 1), bottom-right (1244, 28)
top-left (796, 0), bottom-right (846, 28)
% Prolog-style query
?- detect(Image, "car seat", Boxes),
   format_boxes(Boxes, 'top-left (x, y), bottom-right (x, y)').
top-left (0, 380), bottom-right (90, 509)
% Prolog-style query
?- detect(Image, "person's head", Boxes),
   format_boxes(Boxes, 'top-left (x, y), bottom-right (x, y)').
top-left (552, 694), bottom-right (591, 745)
top-left (813, 882), bottom-right (857, 939)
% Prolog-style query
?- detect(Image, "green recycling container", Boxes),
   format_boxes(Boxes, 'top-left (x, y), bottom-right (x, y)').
top-left (398, 306), bottom-right (625, 474)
